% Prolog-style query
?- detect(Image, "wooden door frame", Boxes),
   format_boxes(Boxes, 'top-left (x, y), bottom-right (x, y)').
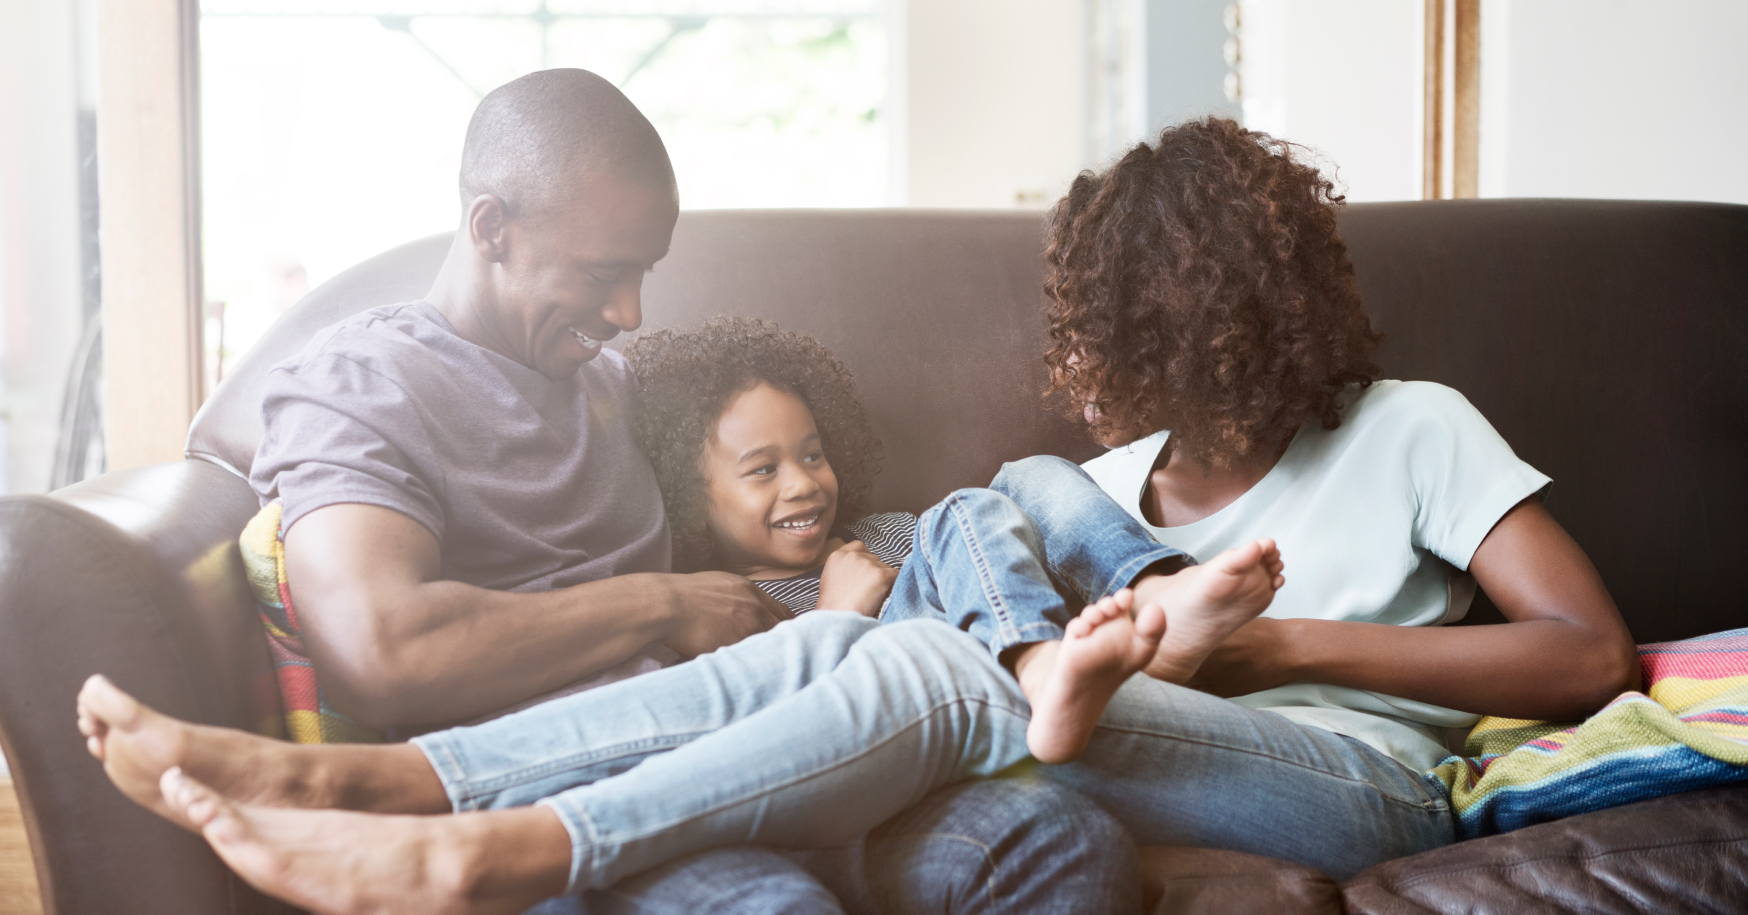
top-left (97, 0), bottom-right (204, 470)
top-left (1423, 0), bottom-right (1479, 200)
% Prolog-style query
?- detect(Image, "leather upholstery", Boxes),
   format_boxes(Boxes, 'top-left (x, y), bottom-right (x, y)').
top-left (3, 201), bottom-right (1744, 913)
top-left (1141, 846), bottom-right (1340, 915)
top-left (0, 461), bottom-right (294, 914)
top-left (1343, 785), bottom-right (1748, 914)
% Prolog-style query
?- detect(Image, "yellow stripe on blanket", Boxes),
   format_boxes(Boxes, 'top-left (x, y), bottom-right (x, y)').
top-left (1649, 674), bottom-right (1748, 711)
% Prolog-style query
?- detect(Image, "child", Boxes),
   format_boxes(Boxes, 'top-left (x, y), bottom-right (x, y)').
top-left (625, 316), bottom-right (1285, 762)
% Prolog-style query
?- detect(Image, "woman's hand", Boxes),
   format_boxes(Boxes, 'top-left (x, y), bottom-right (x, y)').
top-left (817, 541), bottom-right (897, 617)
top-left (1186, 500), bottom-right (1640, 720)
top-left (1185, 617), bottom-right (1297, 697)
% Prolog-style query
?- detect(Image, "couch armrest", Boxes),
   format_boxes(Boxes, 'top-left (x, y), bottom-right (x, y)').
top-left (1342, 785), bottom-right (1748, 914)
top-left (0, 461), bottom-right (296, 915)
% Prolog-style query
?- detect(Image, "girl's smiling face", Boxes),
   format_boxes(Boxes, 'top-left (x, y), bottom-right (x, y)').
top-left (701, 382), bottom-right (840, 577)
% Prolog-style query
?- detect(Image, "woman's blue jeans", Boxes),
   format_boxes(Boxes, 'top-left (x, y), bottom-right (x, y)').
top-left (413, 456), bottom-right (1455, 897)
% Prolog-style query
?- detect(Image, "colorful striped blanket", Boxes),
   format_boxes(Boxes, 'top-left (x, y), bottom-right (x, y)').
top-left (240, 501), bottom-right (384, 744)
top-left (1426, 628), bottom-right (1748, 838)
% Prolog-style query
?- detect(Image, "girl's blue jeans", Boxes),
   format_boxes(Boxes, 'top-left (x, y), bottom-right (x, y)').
top-left (412, 456), bottom-right (1455, 898)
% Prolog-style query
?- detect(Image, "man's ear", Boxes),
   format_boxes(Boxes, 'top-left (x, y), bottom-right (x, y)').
top-left (466, 194), bottom-right (513, 263)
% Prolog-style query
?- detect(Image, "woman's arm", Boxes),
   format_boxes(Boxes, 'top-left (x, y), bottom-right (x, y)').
top-left (1187, 498), bottom-right (1642, 721)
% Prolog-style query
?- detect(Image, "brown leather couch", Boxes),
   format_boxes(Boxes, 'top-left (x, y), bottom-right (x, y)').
top-left (2, 201), bottom-right (1745, 914)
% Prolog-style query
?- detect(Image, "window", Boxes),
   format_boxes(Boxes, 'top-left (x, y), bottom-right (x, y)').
top-left (199, 0), bottom-right (889, 377)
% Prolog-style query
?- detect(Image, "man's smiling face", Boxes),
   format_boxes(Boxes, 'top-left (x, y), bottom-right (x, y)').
top-left (491, 176), bottom-right (679, 379)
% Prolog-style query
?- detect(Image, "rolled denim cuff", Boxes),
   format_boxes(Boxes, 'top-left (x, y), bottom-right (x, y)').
top-left (980, 618), bottom-right (1068, 663)
top-left (536, 793), bottom-right (594, 895)
top-left (409, 731), bottom-right (477, 812)
top-left (1100, 546), bottom-right (1194, 600)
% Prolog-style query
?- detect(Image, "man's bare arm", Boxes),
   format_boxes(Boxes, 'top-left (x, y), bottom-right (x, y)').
top-left (283, 503), bottom-right (790, 730)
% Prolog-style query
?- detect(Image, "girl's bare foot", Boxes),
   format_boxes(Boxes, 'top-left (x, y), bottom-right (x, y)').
top-left (1132, 539), bottom-right (1284, 685)
top-left (162, 767), bottom-right (569, 915)
top-left (1018, 591), bottom-right (1166, 764)
top-left (76, 674), bottom-right (444, 822)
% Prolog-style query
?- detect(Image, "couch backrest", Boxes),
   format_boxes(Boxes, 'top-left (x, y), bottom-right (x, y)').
top-left (188, 201), bottom-right (1748, 642)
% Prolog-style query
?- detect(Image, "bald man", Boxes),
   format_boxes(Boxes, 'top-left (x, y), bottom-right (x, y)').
top-left (262, 70), bottom-right (775, 729)
top-left (83, 70), bottom-right (1136, 914)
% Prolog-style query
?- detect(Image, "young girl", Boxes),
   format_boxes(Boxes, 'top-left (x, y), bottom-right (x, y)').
top-left (623, 315), bottom-right (1284, 762)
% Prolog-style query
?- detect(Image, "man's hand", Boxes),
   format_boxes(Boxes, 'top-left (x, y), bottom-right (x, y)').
top-left (285, 504), bottom-right (788, 730)
top-left (816, 541), bottom-right (897, 618)
top-left (659, 572), bottom-right (794, 659)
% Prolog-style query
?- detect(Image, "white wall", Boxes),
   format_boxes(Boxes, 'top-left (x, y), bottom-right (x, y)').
top-left (1234, 0), bottom-right (1748, 204)
top-left (0, 0), bottom-right (86, 495)
top-left (1237, 0), bottom-right (1423, 201)
top-left (1480, 0), bottom-right (1748, 204)
top-left (901, 0), bottom-right (1088, 208)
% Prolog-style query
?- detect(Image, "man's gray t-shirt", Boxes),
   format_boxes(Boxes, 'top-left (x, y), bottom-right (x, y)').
top-left (250, 300), bottom-right (670, 592)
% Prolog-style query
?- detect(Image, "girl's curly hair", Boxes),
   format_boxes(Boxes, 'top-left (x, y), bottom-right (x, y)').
top-left (1043, 117), bottom-right (1382, 467)
top-left (624, 317), bottom-right (883, 572)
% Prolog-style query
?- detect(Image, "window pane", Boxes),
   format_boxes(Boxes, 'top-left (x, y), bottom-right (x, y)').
top-left (199, 1), bottom-right (888, 381)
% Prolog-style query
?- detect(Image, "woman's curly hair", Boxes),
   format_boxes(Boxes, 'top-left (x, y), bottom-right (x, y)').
top-left (1043, 117), bottom-right (1382, 467)
top-left (624, 317), bottom-right (883, 572)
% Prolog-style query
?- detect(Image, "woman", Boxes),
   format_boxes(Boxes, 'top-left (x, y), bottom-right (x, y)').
top-left (76, 118), bottom-right (1637, 914)
top-left (1008, 116), bottom-right (1639, 867)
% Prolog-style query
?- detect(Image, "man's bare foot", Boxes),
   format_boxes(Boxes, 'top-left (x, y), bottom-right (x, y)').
top-left (76, 674), bottom-right (444, 822)
top-left (1132, 539), bottom-right (1284, 685)
top-left (1017, 591), bottom-right (1167, 764)
top-left (161, 767), bottom-right (569, 915)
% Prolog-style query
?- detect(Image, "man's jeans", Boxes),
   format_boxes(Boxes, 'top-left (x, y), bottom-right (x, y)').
top-left (526, 777), bottom-right (1139, 914)
top-left (415, 456), bottom-right (1455, 896)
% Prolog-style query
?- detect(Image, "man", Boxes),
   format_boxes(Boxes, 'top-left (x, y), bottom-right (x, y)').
top-left (80, 69), bottom-right (1136, 914)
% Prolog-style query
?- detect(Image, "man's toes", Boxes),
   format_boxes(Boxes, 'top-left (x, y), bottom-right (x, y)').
top-left (1065, 617), bottom-right (1093, 640)
top-left (86, 734), bottom-right (105, 760)
top-left (80, 674), bottom-right (146, 730)
top-left (77, 710), bottom-right (108, 741)
top-left (163, 767), bottom-right (232, 830)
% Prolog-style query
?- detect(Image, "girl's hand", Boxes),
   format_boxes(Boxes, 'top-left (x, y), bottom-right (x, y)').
top-left (817, 541), bottom-right (897, 618)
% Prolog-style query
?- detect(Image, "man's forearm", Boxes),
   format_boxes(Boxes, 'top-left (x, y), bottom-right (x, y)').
top-left (283, 503), bottom-right (787, 731)
top-left (304, 572), bottom-right (682, 730)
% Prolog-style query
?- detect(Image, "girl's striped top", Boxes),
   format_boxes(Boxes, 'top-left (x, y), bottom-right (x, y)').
top-left (754, 512), bottom-right (916, 615)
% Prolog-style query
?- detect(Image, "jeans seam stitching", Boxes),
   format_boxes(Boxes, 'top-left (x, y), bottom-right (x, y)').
top-left (945, 494), bottom-right (1021, 647)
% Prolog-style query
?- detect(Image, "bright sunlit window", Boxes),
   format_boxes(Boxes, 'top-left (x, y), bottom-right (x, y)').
top-left (199, 0), bottom-right (889, 379)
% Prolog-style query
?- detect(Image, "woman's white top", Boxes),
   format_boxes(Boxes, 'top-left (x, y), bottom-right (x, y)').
top-left (1081, 380), bottom-right (1551, 771)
